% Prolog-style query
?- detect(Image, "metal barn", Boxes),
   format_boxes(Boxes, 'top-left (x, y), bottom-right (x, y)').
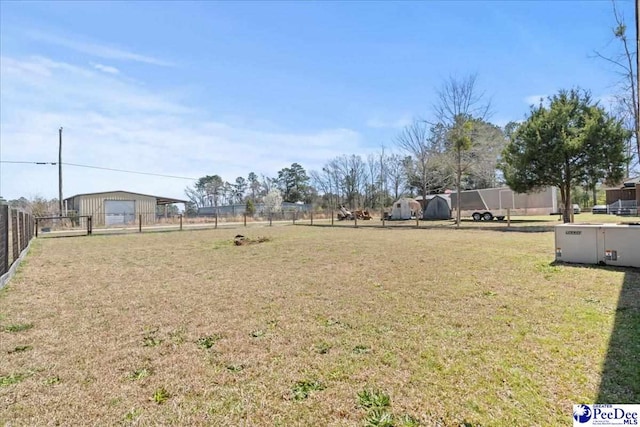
top-left (64, 191), bottom-right (186, 227)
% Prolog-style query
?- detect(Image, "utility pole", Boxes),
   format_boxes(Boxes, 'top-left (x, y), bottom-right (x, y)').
top-left (59, 127), bottom-right (63, 217)
top-left (636, 0), bottom-right (639, 165)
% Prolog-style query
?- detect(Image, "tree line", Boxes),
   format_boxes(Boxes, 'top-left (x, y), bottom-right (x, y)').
top-left (185, 1), bottom-right (640, 226)
top-left (185, 72), bottom-right (632, 225)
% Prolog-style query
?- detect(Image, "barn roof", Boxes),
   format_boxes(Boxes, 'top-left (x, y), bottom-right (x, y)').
top-left (63, 190), bottom-right (187, 205)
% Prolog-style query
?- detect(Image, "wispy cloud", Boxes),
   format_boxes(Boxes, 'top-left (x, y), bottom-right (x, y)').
top-left (596, 94), bottom-right (618, 108)
top-left (523, 95), bottom-right (547, 105)
top-left (366, 116), bottom-right (412, 129)
top-left (91, 62), bottom-right (120, 75)
top-left (0, 55), bottom-right (364, 200)
top-left (27, 30), bottom-right (173, 67)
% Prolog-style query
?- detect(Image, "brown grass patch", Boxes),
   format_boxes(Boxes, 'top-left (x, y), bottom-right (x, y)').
top-left (233, 235), bottom-right (271, 246)
top-left (0, 225), bottom-right (636, 425)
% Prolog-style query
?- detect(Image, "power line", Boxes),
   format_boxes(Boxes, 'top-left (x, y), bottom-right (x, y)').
top-left (63, 162), bottom-right (198, 180)
top-left (0, 160), bottom-right (198, 181)
top-left (1, 160), bottom-right (56, 165)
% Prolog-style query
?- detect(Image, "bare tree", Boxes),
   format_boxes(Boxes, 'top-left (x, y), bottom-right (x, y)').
top-left (433, 74), bottom-right (491, 126)
top-left (334, 155), bottom-right (367, 210)
top-left (260, 174), bottom-right (277, 197)
top-left (594, 1), bottom-right (639, 172)
top-left (385, 153), bottom-right (407, 202)
top-left (366, 153), bottom-right (380, 209)
top-left (309, 169), bottom-right (332, 209)
top-left (433, 74), bottom-right (491, 227)
top-left (396, 120), bottom-right (447, 207)
top-left (465, 120), bottom-right (507, 189)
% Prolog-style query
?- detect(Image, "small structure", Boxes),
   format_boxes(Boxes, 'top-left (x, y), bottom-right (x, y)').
top-left (422, 195), bottom-right (451, 220)
top-left (64, 190), bottom-right (187, 227)
top-left (390, 198), bottom-right (421, 220)
top-left (605, 177), bottom-right (639, 215)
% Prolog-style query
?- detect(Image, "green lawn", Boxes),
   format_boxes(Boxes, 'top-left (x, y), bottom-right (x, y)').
top-left (0, 225), bottom-right (637, 426)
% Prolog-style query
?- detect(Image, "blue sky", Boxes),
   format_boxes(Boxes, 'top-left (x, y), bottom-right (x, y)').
top-left (0, 0), bottom-right (634, 200)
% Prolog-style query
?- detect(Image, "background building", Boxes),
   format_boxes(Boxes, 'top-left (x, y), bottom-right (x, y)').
top-left (64, 191), bottom-right (186, 226)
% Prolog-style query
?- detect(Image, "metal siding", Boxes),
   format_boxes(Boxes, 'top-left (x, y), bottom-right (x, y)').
top-left (452, 186), bottom-right (556, 214)
top-left (602, 226), bottom-right (640, 268)
top-left (555, 225), bottom-right (599, 264)
top-left (555, 224), bottom-right (640, 268)
top-left (76, 192), bottom-right (156, 226)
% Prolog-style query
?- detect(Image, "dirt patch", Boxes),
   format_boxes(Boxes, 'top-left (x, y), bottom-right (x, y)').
top-left (233, 234), bottom-right (271, 246)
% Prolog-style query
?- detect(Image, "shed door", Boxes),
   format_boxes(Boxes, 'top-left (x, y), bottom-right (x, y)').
top-left (105, 200), bottom-right (135, 226)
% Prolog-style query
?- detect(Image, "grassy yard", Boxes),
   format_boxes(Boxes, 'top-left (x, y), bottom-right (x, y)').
top-left (0, 225), bottom-right (637, 426)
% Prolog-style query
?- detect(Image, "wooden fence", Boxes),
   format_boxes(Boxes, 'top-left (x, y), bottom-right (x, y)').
top-left (0, 201), bottom-right (35, 284)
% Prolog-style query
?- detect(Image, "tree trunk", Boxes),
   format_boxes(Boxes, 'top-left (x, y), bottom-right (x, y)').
top-left (421, 185), bottom-right (427, 221)
top-left (563, 183), bottom-right (572, 224)
top-left (592, 185), bottom-right (597, 207)
top-left (456, 149), bottom-right (462, 227)
top-left (562, 162), bottom-right (572, 223)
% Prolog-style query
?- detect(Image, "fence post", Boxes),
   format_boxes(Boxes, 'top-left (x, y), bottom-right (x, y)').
top-left (35, 218), bottom-right (39, 238)
top-left (507, 208), bottom-right (511, 228)
top-left (269, 213), bottom-right (272, 227)
top-left (139, 214), bottom-right (142, 233)
top-left (215, 212), bottom-right (218, 229)
top-left (0, 200), bottom-right (8, 276)
top-left (244, 213), bottom-right (247, 227)
top-left (11, 210), bottom-right (18, 263)
top-left (88, 216), bottom-right (93, 235)
top-left (310, 212), bottom-right (313, 226)
top-left (18, 212), bottom-right (25, 251)
top-left (180, 214), bottom-right (183, 231)
top-left (331, 209), bottom-right (334, 226)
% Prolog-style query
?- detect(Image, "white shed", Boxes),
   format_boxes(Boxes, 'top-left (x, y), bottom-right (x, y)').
top-left (390, 198), bottom-right (421, 220)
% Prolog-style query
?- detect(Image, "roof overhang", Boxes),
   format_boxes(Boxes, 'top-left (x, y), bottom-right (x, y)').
top-left (156, 196), bottom-right (188, 205)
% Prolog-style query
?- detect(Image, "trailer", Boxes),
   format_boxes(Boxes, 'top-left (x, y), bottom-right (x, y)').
top-left (449, 186), bottom-right (557, 221)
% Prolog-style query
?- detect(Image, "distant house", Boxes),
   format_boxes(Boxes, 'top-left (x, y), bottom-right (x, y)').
top-left (605, 177), bottom-right (639, 207)
top-left (64, 190), bottom-right (187, 226)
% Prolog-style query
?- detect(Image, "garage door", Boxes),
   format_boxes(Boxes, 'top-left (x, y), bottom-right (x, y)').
top-left (105, 200), bottom-right (135, 226)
